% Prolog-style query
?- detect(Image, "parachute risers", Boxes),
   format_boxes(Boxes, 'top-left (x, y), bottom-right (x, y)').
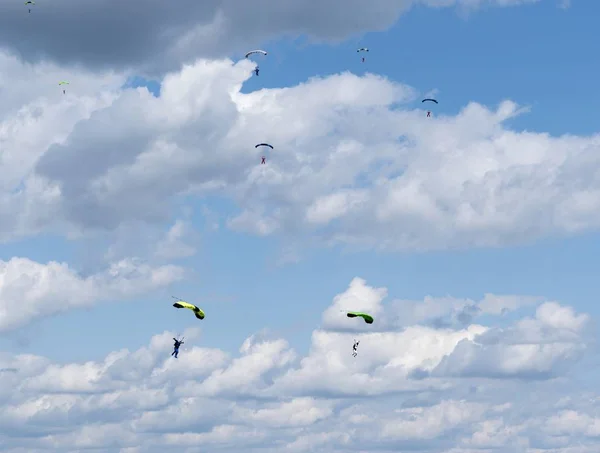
top-left (346, 311), bottom-right (374, 324)
top-left (172, 298), bottom-right (205, 320)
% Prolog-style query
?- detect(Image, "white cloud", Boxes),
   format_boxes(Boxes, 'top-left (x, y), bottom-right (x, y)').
top-left (0, 277), bottom-right (595, 452)
top-left (0, 54), bottom-right (593, 252)
top-left (0, 257), bottom-right (185, 332)
top-left (154, 219), bottom-right (198, 260)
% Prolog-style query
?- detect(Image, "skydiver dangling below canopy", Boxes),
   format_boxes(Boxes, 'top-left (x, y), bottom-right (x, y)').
top-left (422, 98), bottom-right (438, 117)
top-left (357, 48), bottom-right (369, 63)
top-left (172, 337), bottom-right (184, 359)
top-left (255, 143), bottom-right (273, 164)
top-left (254, 66), bottom-right (259, 76)
top-left (352, 339), bottom-right (360, 357)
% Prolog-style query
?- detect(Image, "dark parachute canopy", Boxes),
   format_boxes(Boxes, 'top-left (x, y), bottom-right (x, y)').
top-left (245, 50), bottom-right (267, 58)
top-left (422, 98), bottom-right (438, 104)
top-left (255, 143), bottom-right (273, 149)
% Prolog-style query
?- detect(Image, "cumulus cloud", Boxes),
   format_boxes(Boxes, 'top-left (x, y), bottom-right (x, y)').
top-left (0, 0), bottom-right (548, 73)
top-left (0, 277), bottom-right (595, 452)
top-left (0, 55), bottom-right (595, 252)
top-left (0, 257), bottom-right (185, 332)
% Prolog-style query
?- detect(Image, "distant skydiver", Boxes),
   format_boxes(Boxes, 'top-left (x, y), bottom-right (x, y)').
top-left (422, 98), bottom-right (438, 118)
top-left (172, 337), bottom-right (184, 358)
top-left (254, 66), bottom-right (260, 76)
top-left (357, 48), bottom-right (368, 63)
top-left (352, 340), bottom-right (360, 357)
top-left (255, 143), bottom-right (273, 164)
top-left (59, 81), bottom-right (69, 94)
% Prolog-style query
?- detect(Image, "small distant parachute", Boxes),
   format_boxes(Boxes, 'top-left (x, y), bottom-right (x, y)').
top-left (172, 297), bottom-right (205, 320)
top-left (422, 98), bottom-right (438, 117)
top-left (25, 1), bottom-right (34, 12)
top-left (255, 143), bottom-right (273, 149)
top-left (256, 143), bottom-right (273, 164)
top-left (245, 50), bottom-right (267, 58)
top-left (357, 48), bottom-right (369, 62)
top-left (346, 311), bottom-right (374, 324)
top-left (59, 81), bottom-right (69, 94)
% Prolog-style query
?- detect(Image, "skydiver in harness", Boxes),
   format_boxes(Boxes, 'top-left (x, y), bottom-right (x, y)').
top-left (254, 66), bottom-right (259, 76)
top-left (427, 111), bottom-right (431, 117)
top-left (261, 156), bottom-right (266, 164)
top-left (172, 337), bottom-right (184, 358)
top-left (352, 340), bottom-right (360, 357)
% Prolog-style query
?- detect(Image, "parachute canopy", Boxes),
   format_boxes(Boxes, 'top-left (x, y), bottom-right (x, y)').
top-left (357, 48), bottom-right (369, 52)
top-left (422, 98), bottom-right (438, 104)
top-left (245, 50), bottom-right (267, 58)
top-left (58, 81), bottom-right (69, 85)
top-left (173, 299), bottom-right (205, 320)
top-left (25, 1), bottom-right (35, 4)
top-left (346, 311), bottom-right (374, 324)
top-left (255, 143), bottom-right (273, 149)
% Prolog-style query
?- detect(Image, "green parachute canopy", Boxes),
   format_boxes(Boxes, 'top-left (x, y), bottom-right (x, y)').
top-left (346, 311), bottom-right (374, 324)
top-left (172, 298), bottom-right (205, 320)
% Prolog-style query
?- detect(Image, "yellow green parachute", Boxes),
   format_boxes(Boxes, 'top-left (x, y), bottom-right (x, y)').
top-left (172, 297), bottom-right (205, 320)
top-left (346, 311), bottom-right (373, 324)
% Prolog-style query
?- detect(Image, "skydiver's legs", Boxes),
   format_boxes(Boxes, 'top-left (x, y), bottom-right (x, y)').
top-left (427, 111), bottom-right (430, 117)
top-left (261, 157), bottom-right (266, 164)
top-left (174, 350), bottom-right (179, 358)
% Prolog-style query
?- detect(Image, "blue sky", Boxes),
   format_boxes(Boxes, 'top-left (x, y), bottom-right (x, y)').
top-left (0, 1), bottom-right (599, 452)
top-left (14, 0), bottom-right (598, 361)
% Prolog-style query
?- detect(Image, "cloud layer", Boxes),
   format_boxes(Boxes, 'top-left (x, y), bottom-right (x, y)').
top-left (0, 0), bottom-right (544, 73)
top-left (2, 52), bottom-right (600, 252)
top-left (0, 257), bottom-right (185, 332)
top-left (0, 278), bottom-right (595, 452)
